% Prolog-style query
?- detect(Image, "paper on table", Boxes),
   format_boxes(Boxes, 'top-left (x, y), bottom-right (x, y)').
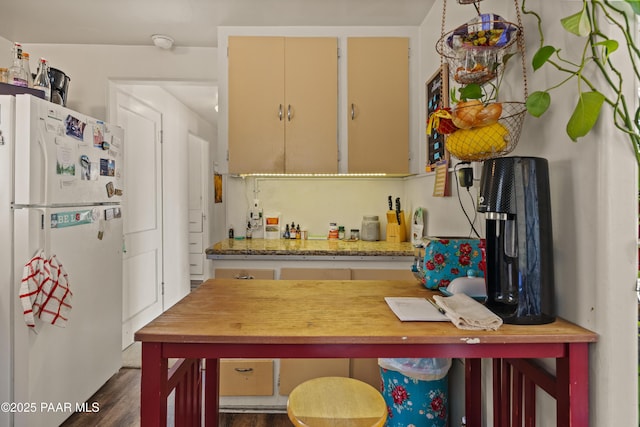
top-left (385, 297), bottom-right (449, 322)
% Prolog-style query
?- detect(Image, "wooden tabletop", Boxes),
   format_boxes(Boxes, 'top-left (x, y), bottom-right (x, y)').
top-left (135, 279), bottom-right (597, 347)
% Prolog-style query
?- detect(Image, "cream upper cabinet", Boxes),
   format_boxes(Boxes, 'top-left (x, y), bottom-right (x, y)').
top-left (228, 36), bottom-right (338, 174)
top-left (347, 37), bottom-right (409, 174)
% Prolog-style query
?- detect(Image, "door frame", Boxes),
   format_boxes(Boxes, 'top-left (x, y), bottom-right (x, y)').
top-left (108, 83), bottom-right (165, 349)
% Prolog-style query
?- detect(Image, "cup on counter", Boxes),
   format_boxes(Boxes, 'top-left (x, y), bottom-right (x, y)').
top-left (301, 230), bottom-right (308, 240)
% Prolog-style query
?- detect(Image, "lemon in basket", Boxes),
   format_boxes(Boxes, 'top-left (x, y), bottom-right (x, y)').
top-left (446, 122), bottom-right (509, 160)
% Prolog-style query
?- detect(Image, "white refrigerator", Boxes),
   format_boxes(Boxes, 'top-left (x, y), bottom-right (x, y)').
top-left (0, 94), bottom-right (124, 427)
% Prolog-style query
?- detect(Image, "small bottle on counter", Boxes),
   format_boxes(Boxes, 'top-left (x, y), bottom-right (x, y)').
top-left (296, 224), bottom-right (301, 239)
top-left (328, 222), bottom-right (339, 240)
top-left (283, 224), bottom-right (290, 239)
top-left (290, 222), bottom-right (297, 239)
top-left (228, 226), bottom-right (235, 239)
top-left (246, 221), bottom-right (252, 239)
top-left (338, 226), bottom-right (345, 240)
top-left (350, 229), bottom-right (360, 240)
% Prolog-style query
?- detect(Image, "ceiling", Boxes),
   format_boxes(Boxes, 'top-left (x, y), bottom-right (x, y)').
top-left (0, 0), bottom-right (435, 125)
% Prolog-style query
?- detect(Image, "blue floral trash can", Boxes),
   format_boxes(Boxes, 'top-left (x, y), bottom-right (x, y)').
top-left (379, 358), bottom-right (452, 427)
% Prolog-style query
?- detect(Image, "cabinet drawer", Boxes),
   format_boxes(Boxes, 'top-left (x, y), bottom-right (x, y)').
top-left (350, 269), bottom-right (415, 281)
top-left (189, 254), bottom-right (203, 275)
top-left (214, 268), bottom-right (275, 279)
top-left (220, 359), bottom-right (274, 396)
top-left (280, 268), bottom-right (351, 280)
top-left (188, 210), bottom-right (203, 232)
top-left (188, 233), bottom-right (203, 253)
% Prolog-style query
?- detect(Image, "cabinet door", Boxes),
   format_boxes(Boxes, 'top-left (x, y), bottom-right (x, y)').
top-left (347, 37), bottom-right (409, 174)
top-left (220, 359), bottom-right (274, 396)
top-left (284, 38), bottom-right (338, 173)
top-left (228, 36), bottom-right (285, 173)
top-left (214, 268), bottom-right (275, 279)
top-left (279, 359), bottom-right (349, 396)
top-left (280, 267), bottom-right (350, 280)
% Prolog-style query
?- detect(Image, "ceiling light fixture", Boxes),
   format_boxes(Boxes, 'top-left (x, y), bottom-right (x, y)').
top-left (151, 34), bottom-right (174, 50)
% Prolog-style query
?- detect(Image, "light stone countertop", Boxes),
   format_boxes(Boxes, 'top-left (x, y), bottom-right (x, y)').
top-left (205, 238), bottom-right (415, 257)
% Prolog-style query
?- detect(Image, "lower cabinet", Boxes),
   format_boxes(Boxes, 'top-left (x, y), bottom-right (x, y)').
top-left (279, 359), bottom-right (350, 395)
top-left (214, 268), bottom-right (275, 279)
top-left (220, 359), bottom-right (274, 396)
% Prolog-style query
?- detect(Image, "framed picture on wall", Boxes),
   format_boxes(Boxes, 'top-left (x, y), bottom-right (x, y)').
top-left (426, 64), bottom-right (450, 172)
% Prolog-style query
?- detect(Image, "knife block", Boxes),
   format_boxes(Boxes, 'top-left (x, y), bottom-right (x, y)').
top-left (385, 210), bottom-right (406, 242)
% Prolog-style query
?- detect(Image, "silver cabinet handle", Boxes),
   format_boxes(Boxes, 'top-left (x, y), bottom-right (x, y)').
top-left (287, 104), bottom-right (292, 121)
top-left (351, 103), bottom-right (355, 120)
top-left (234, 274), bottom-right (254, 279)
top-left (278, 104), bottom-right (283, 121)
top-left (234, 367), bottom-right (254, 373)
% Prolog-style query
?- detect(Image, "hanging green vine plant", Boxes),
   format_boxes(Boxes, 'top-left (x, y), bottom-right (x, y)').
top-left (522, 0), bottom-right (640, 166)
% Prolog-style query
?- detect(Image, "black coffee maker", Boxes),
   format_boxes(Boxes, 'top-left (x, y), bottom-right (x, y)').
top-left (478, 156), bottom-right (555, 324)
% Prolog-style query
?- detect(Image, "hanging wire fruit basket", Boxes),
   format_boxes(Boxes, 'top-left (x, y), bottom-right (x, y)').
top-left (436, 17), bottom-right (520, 86)
top-left (443, 101), bottom-right (526, 161)
top-left (430, 0), bottom-right (529, 162)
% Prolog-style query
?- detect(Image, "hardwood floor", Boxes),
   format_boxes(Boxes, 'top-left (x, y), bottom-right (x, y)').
top-left (60, 368), bottom-right (292, 426)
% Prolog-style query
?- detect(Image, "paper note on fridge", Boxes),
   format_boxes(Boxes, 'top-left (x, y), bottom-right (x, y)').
top-left (385, 297), bottom-right (449, 322)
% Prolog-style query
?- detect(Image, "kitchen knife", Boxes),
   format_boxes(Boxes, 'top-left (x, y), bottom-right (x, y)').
top-left (395, 197), bottom-right (401, 225)
top-left (388, 195), bottom-right (393, 211)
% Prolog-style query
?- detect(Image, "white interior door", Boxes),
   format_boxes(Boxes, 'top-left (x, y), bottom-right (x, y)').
top-left (187, 133), bottom-right (208, 279)
top-left (114, 91), bottom-right (164, 349)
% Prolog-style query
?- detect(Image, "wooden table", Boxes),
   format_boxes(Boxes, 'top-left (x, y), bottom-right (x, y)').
top-left (135, 279), bottom-right (598, 427)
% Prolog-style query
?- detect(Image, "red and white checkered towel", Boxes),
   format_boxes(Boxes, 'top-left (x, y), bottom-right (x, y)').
top-left (19, 251), bottom-right (73, 329)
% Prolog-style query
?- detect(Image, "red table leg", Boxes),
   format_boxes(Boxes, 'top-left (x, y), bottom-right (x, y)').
top-left (140, 342), bottom-right (168, 426)
top-left (557, 343), bottom-right (590, 427)
top-left (465, 358), bottom-right (482, 427)
top-left (205, 358), bottom-right (220, 427)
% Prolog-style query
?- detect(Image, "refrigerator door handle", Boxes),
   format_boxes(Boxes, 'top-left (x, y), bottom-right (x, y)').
top-left (37, 123), bottom-right (49, 206)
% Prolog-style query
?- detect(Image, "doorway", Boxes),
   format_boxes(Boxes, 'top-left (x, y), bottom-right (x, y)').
top-left (110, 89), bottom-right (164, 349)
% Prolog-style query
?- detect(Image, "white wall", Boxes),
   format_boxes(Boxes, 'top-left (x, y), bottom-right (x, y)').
top-left (418, 1), bottom-right (637, 426)
top-left (15, 42), bottom-right (219, 303)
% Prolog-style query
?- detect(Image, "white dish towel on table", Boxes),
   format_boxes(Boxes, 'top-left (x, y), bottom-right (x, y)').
top-left (19, 250), bottom-right (73, 330)
top-left (433, 293), bottom-right (502, 331)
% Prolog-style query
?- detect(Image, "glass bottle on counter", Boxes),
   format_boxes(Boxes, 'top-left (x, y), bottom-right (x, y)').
top-left (8, 43), bottom-right (28, 88)
top-left (290, 222), bottom-right (297, 239)
top-left (33, 58), bottom-right (51, 101)
top-left (296, 224), bottom-right (301, 239)
top-left (21, 52), bottom-right (34, 88)
top-left (283, 224), bottom-right (290, 239)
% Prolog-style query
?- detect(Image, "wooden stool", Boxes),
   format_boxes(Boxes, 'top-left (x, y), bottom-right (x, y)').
top-left (287, 376), bottom-right (387, 427)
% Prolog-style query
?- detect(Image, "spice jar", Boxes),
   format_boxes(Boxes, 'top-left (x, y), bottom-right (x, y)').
top-left (350, 229), bottom-right (360, 240)
top-left (361, 215), bottom-right (380, 241)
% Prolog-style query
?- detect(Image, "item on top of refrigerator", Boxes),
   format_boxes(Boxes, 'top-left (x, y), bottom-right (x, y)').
top-left (8, 42), bottom-right (28, 88)
top-left (21, 52), bottom-right (33, 88)
top-left (33, 58), bottom-right (51, 101)
top-left (0, 68), bottom-right (8, 83)
top-left (49, 67), bottom-right (70, 106)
